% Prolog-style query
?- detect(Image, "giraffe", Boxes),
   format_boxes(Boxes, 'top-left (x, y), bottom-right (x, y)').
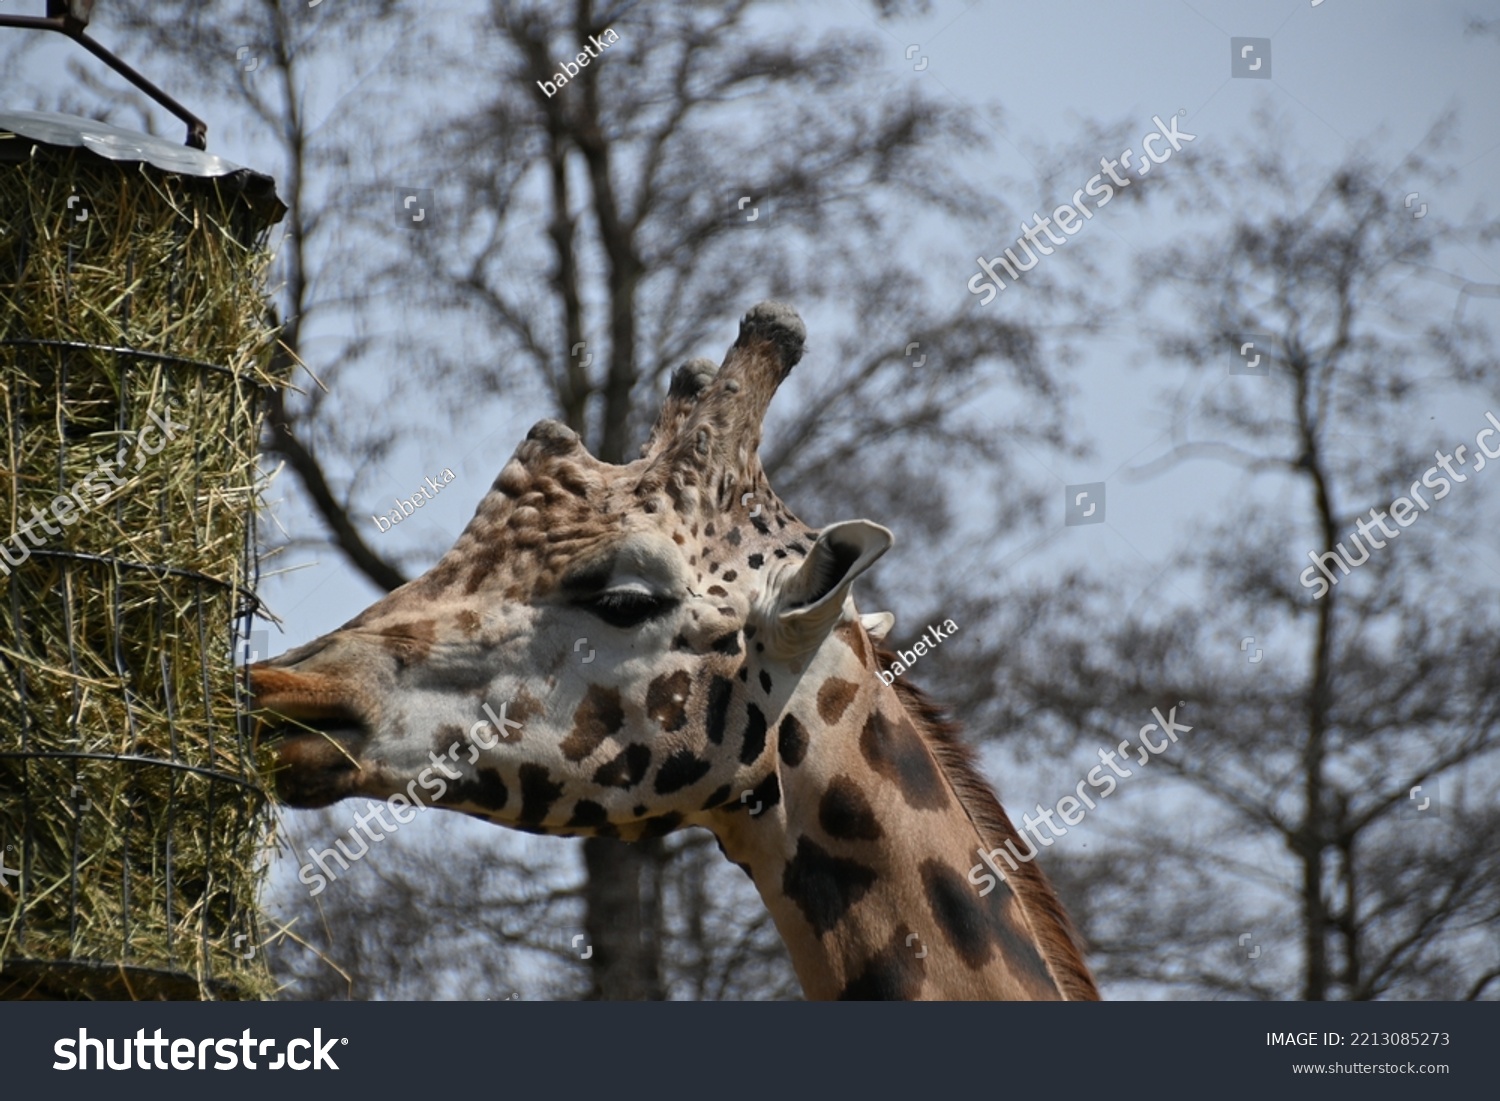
top-left (251, 302), bottom-right (1099, 1001)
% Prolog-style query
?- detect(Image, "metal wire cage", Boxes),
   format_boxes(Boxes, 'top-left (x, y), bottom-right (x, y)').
top-left (0, 111), bottom-right (286, 999)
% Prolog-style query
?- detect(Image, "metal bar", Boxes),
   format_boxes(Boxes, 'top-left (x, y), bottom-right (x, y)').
top-left (0, 339), bottom-right (269, 385)
top-left (26, 548), bottom-right (241, 594)
top-left (0, 751), bottom-right (268, 795)
top-left (0, 14), bottom-right (208, 149)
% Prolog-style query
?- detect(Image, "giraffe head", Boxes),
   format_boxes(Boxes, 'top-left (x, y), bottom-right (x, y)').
top-left (252, 302), bottom-right (891, 837)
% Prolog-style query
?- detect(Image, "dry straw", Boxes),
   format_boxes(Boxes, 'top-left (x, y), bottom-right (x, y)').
top-left (0, 129), bottom-right (286, 999)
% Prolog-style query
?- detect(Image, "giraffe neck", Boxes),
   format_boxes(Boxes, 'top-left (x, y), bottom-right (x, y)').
top-left (710, 633), bottom-right (1083, 1000)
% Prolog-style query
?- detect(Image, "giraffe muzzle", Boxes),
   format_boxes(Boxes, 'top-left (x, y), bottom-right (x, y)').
top-left (247, 664), bottom-right (371, 808)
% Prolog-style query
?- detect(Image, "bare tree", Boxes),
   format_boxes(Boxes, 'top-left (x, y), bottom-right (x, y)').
top-left (983, 114), bottom-right (1500, 1000)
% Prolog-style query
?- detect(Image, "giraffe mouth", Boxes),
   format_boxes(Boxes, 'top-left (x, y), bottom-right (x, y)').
top-left (257, 717), bottom-right (369, 808)
top-left (248, 666), bottom-right (371, 808)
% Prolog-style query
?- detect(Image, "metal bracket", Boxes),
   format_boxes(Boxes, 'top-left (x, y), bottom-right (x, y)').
top-left (0, 2), bottom-right (208, 149)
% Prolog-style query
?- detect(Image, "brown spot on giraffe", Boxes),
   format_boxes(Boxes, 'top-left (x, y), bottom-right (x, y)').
top-left (777, 713), bottom-right (809, 767)
top-left (818, 775), bottom-right (883, 841)
top-left (517, 763), bottom-right (565, 826)
top-left (816, 677), bottom-right (860, 725)
top-left (837, 924), bottom-right (927, 1000)
top-left (859, 708), bottom-right (950, 811)
top-left (375, 619), bottom-right (439, 667)
top-left (781, 836), bottom-right (878, 937)
top-left (560, 685), bottom-right (625, 762)
top-left (592, 743), bottom-right (652, 788)
top-left (653, 748), bottom-right (712, 795)
top-left (645, 670), bottom-right (692, 731)
top-left (920, 858), bottom-right (1054, 985)
top-left (835, 619), bottom-right (872, 667)
top-left (739, 704), bottom-right (769, 765)
top-left (704, 674), bottom-right (734, 744)
top-left (446, 767), bottom-right (509, 812)
top-left (505, 686), bottom-right (546, 728)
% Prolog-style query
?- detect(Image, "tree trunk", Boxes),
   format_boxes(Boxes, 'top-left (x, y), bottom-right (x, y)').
top-left (581, 837), bottom-right (665, 1000)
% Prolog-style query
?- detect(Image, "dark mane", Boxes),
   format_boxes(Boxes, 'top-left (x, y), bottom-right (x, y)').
top-left (877, 649), bottom-right (1101, 1001)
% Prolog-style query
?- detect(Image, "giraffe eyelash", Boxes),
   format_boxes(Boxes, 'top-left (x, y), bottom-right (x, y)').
top-left (580, 588), bottom-right (677, 629)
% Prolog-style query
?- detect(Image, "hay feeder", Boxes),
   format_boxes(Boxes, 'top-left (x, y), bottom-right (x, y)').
top-left (0, 106), bottom-right (286, 1000)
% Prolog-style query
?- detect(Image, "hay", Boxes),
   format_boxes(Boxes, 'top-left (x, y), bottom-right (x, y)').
top-left (0, 131), bottom-right (285, 999)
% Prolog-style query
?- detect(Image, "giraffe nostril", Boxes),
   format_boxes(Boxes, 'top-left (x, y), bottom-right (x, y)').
top-left (248, 665), bottom-right (367, 734)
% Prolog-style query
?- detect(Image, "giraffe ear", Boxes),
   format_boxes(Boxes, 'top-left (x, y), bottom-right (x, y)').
top-left (860, 611), bottom-right (895, 641)
top-left (767, 520), bottom-right (893, 657)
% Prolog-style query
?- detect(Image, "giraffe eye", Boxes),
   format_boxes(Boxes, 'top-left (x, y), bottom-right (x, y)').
top-left (581, 588), bottom-right (677, 629)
